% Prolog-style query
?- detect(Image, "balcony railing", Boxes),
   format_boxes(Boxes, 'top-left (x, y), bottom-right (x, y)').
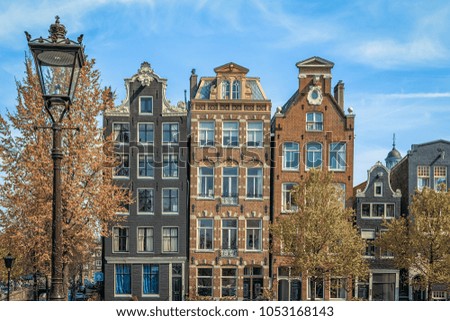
top-left (221, 195), bottom-right (238, 205)
top-left (220, 248), bottom-right (238, 257)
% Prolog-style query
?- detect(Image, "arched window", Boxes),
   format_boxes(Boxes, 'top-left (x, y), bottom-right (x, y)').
top-left (222, 80), bottom-right (230, 99)
top-left (232, 80), bottom-right (240, 99)
top-left (306, 142), bottom-right (322, 169)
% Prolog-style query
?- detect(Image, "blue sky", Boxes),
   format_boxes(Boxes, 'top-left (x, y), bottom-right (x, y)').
top-left (1, 0), bottom-right (449, 184)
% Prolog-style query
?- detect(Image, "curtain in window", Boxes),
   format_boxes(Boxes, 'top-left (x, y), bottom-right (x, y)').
top-left (115, 264), bottom-right (131, 294)
top-left (143, 264), bottom-right (159, 295)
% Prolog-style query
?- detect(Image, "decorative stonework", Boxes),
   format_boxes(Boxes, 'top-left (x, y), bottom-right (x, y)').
top-left (307, 85), bottom-right (323, 105)
top-left (134, 62), bottom-right (155, 87)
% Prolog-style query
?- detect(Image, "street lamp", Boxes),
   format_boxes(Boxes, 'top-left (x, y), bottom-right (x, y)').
top-left (26, 16), bottom-right (85, 301)
top-left (3, 253), bottom-right (15, 301)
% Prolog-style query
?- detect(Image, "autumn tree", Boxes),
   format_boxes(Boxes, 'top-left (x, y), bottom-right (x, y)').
top-left (377, 186), bottom-right (450, 300)
top-left (271, 170), bottom-right (368, 300)
top-left (0, 57), bottom-right (129, 296)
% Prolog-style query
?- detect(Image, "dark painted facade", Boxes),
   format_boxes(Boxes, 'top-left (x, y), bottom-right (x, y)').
top-left (354, 162), bottom-right (402, 300)
top-left (103, 62), bottom-right (188, 300)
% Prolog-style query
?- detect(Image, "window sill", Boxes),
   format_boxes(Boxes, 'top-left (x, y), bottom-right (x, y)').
top-left (137, 213), bottom-right (154, 215)
top-left (282, 168), bottom-right (299, 172)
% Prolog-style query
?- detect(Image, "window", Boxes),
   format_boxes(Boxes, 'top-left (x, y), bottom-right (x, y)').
top-left (306, 112), bottom-right (323, 131)
top-left (113, 123), bottom-right (130, 144)
top-left (306, 142), bottom-right (322, 169)
top-left (197, 268), bottom-right (213, 297)
top-left (277, 267), bottom-right (302, 301)
top-left (380, 231), bottom-right (394, 257)
top-left (138, 154), bottom-right (154, 178)
top-left (329, 142), bottom-right (346, 171)
top-left (140, 96), bottom-right (153, 114)
top-left (222, 80), bottom-right (230, 99)
top-left (247, 122), bottom-right (263, 147)
top-left (198, 219), bottom-right (213, 250)
top-left (115, 264), bottom-right (131, 295)
top-left (232, 80), bottom-right (240, 99)
top-left (137, 227), bottom-right (154, 252)
top-left (199, 121), bottom-right (215, 146)
top-left (198, 167), bottom-right (214, 198)
top-left (361, 230), bottom-right (375, 257)
top-left (113, 227), bottom-right (129, 252)
top-left (163, 154), bottom-right (178, 178)
top-left (114, 154), bottom-right (129, 177)
top-left (246, 220), bottom-right (262, 251)
top-left (163, 123), bottom-right (179, 144)
top-left (374, 182), bottom-right (383, 196)
top-left (222, 219), bottom-right (237, 257)
top-left (243, 266), bottom-right (264, 300)
top-left (222, 121), bottom-right (239, 147)
top-left (222, 167), bottom-right (238, 205)
top-left (221, 268), bottom-right (237, 297)
top-left (283, 142), bottom-right (299, 170)
top-left (308, 277), bottom-right (324, 300)
top-left (162, 227), bottom-right (178, 252)
top-left (434, 166), bottom-right (447, 191)
top-left (138, 188), bottom-right (154, 214)
top-left (361, 203), bottom-right (395, 219)
top-left (417, 166), bottom-right (430, 190)
top-left (117, 188), bottom-right (130, 214)
top-left (330, 277), bottom-right (346, 299)
top-left (138, 123), bottom-right (154, 144)
top-left (282, 183), bottom-right (298, 212)
top-left (247, 168), bottom-right (263, 199)
top-left (143, 264), bottom-right (159, 295)
top-left (162, 189), bottom-right (178, 214)
top-left (336, 183), bottom-right (346, 207)
top-left (372, 273), bottom-right (396, 301)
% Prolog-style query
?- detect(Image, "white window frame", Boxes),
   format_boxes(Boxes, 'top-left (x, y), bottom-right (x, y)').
top-left (138, 153), bottom-right (154, 178)
top-left (306, 142), bottom-right (323, 169)
top-left (199, 121), bottom-right (215, 147)
top-left (246, 219), bottom-right (262, 251)
top-left (246, 121), bottom-right (263, 148)
top-left (162, 188), bottom-right (178, 215)
top-left (197, 219), bottom-right (214, 251)
top-left (306, 112), bottom-right (323, 131)
top-left (281, 183), bottom-right (298, 213)
top-left (232, 80), bottom-right (240, 99)
top-left (374, 182), bottom-right (383, 197)
top-left (138, 122), bottom-right (154, 144)
top-left (330, 277), bottom-right (347, 300)
top-left (198, 167), bottom-right (214, 199)
top-left (283, 142), bottom-right (300, 170)
top-left (222, 219), bottom-right (238, 252)
top-left (221, 268), bottom-right (237, 297)
top-left (361, 203), bottom-right (395, 219)
top-left (162, 153), bottom-right (178, 178)
top-left (112, 122), bottom-right (130, 144)
top-left (434, 166), bottom-right (447, 191)
top-left (222, 80), bottom-right (230, 99)
top-left (222, 167), bottom-right (238, 205)
top-left (417, 165), bottom-right (430, 191)
top-left (162, 122), bottom-right (179, 145)
top-left (113, 226), bottom-right (129, 253)
top-left (162, 227), bottom-right (179, 253)
top-left (361, 230), bottom-right (375, 257)
top-left (307, 276), bottom-right (325, 300)
top-left (114, 153), bottom-right (130, 178)
top-left (139, 96), bottom-right (153, 114)
top-left (329, 142), bottom-right (346, 171)
top-left (246, 167), bottom-right (263, 199)
top-left (137, 227), bottom-right (154, 253)
top-left (137, 188), bottom-right (154, 215)
top-left (222, 121), bottom-right (239, 147)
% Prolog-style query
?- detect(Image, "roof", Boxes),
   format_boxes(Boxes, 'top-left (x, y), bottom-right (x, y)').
top-left (296, 56), bottom-right (335, 69)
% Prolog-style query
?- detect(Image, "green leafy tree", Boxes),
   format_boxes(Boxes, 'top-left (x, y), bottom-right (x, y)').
top-left (271, 170), bottom-right (368, 300)
top-left (377, 186), bottom-right (450, 300)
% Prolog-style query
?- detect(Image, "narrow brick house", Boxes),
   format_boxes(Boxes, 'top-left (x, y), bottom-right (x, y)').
top-left (188, 63), bottom-right (272, 300)
top-left (103, 62), bottom-right (188, 300)
top-left (271, 57), bottom-right (355, 300)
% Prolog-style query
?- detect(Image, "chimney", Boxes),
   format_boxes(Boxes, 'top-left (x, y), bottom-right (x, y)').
top-left (334, 80), bottom-right (344, 109)
top-left (190, 68), bottom-right (198, 99)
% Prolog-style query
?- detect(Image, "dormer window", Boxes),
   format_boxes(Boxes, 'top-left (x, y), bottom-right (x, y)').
top-left (222, 80), bottom-right (230, 99)
top-left (374, 182), bottom-right (383, 197)
top-left (232, 80), bottom-right (240, 99)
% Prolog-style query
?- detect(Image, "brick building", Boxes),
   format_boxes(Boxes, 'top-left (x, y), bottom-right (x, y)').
top-left (103, 62), bottom-right (188, 300)
top-left (271, 57), bottom-right (355, 300)
top-left (354, 162), bottom-right (402, 300)
top-left (188, 63), bottom-right (272, 300)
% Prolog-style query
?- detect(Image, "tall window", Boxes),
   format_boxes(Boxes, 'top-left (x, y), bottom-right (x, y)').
top-left (117, 188), bottom-right (130, 215)
top-left (306, 142), bottom-right (322, 169)
top-left (222, 167), bottom-right (238, 204)
top-left (197, 268), bottom-right (213, 297)
top-left (329, 142), bottom-right (346, 171)
top-left (222, 121), bottom-right (239, 147)
top-left (243, 266), bottom-right (264, 300)
top-left (330, 277), bottom-right (346, 299)
top-left (163, 154), bottom-right (178, 178)
top-left (306, 112), bottom-right (323, 131)
top-left (277, 267), bottom-right (302, 301)
top-left (138, 154), bottom-right (154, 178)
top-left (372, 273), bottom-right (396, 301)
top-left (282, 183), bottom-right (298, 212)
top-left (283, 142), bottom-right (299, 170)
top-left (140, 96), bottom-right (153, 114)
top-left (113, 227), bottom-right (129, 252)
top-left (162, 227), bottom-right (178, 252)
top-left (199, 121), bottom-right (215, 146)
top-left (163, 123), bottom-right (179, 144)
top-left (199, 167), bottom-right (214, 198)
top-left (138, 188), bottom-right (154, 214)
top-left (434, 166), bottom-right (447, 191)
top-left (115, 264), bottom-right (131, 295)
top-left (232, 80), bottom-right (240, 99)
top-left (361, 203), bottom-right (395, 219)
top-left (143, 264), bottom-right (159, 295)
top-left (417, 166), bottom-right (430, 190)
top-left (137, 227), bottom-right (154, 252)
top-left (361, 230), bottom-right (375, 257)
top-left (308, 277), bottom-right (324, 300)
top-left (222, 80), bottom-right (230, 99)
top-left (138, 123), bottom-right (154, 144)
top-left (222, 219), bottom-right (237, 256)
top-left (221, 268), bottom-right (237, 297)
top-left (247, 168), bottom-right (263, 199)
top-left (246, 220), bottom-right (262, 251)
top-left (247, 122), bottom-right (263, 147)
top-left (114, 154), bottom-right (129, 177)
top-left (162, 189), bottom-right (178, 214)
top-left (113, 123), bottom-right (130, 144)
top-left (198, 219), bottom-right (213, 250)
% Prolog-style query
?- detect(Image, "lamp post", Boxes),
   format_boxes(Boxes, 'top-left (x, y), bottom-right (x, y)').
top-left (3, 253), bottom-right (15, 301)
top-left (26, 16), bottom-right (85, 301)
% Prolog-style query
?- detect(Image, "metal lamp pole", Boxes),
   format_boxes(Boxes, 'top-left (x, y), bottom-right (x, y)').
top-left (3, 253), bottom-right (15, 301)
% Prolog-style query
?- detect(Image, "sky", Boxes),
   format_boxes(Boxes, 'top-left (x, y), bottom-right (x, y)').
top-left (0, 0), bottom-right (449, 184)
